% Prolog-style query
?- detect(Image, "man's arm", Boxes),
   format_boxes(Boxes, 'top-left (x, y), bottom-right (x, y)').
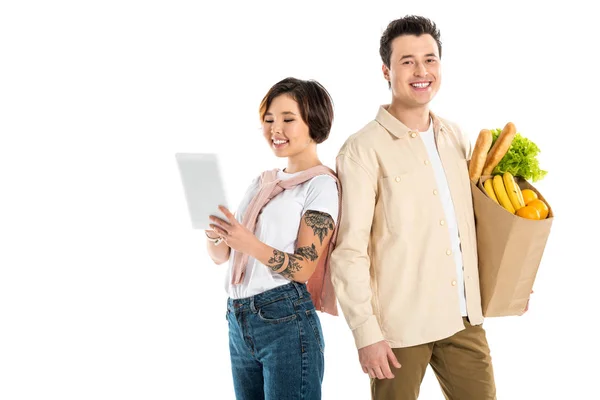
top-left (330, 152), bottom-right (400, 379)
top-left (450, 122), bottom-right (473, 160)
top-left (330, 153), bottom-right (383, 347)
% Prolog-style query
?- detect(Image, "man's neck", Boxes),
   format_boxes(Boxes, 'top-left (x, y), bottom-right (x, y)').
top-left (387, 102), bottom-right (431, 132)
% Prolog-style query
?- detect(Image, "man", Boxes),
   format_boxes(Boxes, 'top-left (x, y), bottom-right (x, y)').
top-left (330, 15), bottom-right (497, 399)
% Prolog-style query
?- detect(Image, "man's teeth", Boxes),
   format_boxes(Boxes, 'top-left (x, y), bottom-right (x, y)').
top-left (273, 139), bottom-right (288, 145)
top-left (411, 82), bottom-right (431, 88)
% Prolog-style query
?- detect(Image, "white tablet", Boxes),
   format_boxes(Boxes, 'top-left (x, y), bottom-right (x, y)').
top-left (175, 153), bottom-right (229, 230)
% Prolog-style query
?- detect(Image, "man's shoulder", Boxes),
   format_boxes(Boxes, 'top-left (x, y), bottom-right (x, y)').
top-left (435, 114), bottom-right (472, 158)
top-left (436, 115), bottom-right (462, 135)
top-left (338, 120), bottom-right (384, 157)
top-left (435, 114), bottom-right (469, 141)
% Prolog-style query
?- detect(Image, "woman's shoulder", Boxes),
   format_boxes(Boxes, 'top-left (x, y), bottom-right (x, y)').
top-left (304, 174), bottom-right (339, 197)
top-left (245, 171), bottom-right (266, 188)
top-left (240, 174), bottom-right (261, 199)
top-left (307, 173), bottom-right (337, 186)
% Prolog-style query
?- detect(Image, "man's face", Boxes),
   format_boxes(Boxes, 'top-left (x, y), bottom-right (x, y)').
top-left (383, 34), bottom-right (441, 108)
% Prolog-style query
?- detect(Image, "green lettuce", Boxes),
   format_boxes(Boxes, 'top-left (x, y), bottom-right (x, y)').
top-left (489, 129), bottom-right (547, 182)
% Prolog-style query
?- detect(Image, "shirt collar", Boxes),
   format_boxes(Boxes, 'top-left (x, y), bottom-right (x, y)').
top-left (375, 105), bottom-right (447, 139)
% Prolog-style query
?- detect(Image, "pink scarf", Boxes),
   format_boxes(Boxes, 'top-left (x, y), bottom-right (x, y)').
top-left (231, 165), bottom-right (341, 316)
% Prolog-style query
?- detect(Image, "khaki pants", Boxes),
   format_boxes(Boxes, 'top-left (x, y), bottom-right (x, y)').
top-left (371, 318), bottom-right (496, 400)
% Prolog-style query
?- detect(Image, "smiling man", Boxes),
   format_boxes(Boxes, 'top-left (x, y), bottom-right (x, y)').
top-left (330, 16), bottom-right (497, 399)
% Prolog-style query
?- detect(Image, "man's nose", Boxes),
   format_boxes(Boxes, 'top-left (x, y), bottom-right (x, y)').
top-left (414, 62), bottom-right (428, 77)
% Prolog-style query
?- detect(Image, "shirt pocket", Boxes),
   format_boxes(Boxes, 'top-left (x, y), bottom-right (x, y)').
top-left (378, 170), bottom-right (427, 233)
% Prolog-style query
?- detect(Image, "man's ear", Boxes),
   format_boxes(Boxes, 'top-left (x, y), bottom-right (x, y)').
top-left (382, 64), bottom-right (390, 81)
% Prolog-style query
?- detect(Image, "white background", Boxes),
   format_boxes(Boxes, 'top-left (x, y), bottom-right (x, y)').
top-left (1, 0), bottom-right (598, 399)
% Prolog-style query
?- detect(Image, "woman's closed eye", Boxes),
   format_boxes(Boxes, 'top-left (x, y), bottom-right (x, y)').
top-left (264, 119), bottom-right (294, 123)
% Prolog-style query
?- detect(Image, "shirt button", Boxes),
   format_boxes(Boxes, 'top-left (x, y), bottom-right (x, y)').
top-left (440, 219), bottom-right (445, 226)
top-left (446, 249), bottom-right (452, 256)
top-left (424, 160), bottom-right (430, 165)
top-left (410, 132), bottom-right (417, 138)
top-left (395, 176), bottom-right (401, 182)
top-left (467, 276), bottom-right (471, 280)
top-left (451, 280), bottom-right (457, 286)
top-left (433, 189), bottom-right (438, 195)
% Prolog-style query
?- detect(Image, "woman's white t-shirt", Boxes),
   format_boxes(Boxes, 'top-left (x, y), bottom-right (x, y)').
top-left (225, 169), bottom-right (339, 299)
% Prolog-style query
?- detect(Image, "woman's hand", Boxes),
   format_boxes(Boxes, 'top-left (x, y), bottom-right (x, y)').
top-left (204, 229), bottom-right (220, 239)
top-left (209, 206), bottom-right (261, 255)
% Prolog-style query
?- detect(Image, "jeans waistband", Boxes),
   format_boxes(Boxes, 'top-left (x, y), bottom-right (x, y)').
top-left (227, 281), bottom-right (309, 313)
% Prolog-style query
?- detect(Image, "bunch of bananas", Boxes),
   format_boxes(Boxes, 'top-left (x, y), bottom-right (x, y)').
top-left (483, 172), bottom-right (549, 220)
top-left (483, 172), bottom-right (523, 213)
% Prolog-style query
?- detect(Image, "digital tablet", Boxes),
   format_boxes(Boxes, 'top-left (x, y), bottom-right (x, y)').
top-left (175, 153), bottom-right (229, 230)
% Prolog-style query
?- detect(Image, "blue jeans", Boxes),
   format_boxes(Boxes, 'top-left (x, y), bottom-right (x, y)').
top-left (226, 281), bottom-right (325, 400)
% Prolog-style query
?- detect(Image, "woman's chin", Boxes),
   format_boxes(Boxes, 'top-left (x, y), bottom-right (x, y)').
top-left (270, 147), bottom-right (290, 158)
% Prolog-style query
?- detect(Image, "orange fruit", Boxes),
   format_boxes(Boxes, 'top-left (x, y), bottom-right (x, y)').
top-left (516, 205), bottom-right (541, 220)
top-left (521, 189), bottom-right (538, 205)
top-left (528, 199), bottom-right (549, 219)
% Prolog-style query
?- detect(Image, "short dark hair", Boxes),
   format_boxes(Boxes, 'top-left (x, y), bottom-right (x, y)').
top-left (379, 15), bottom-right (442, 68)
top-left (259, 77), bottom-right (334, 144)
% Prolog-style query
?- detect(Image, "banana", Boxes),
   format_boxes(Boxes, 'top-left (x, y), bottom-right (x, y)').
top-left (483, 178), bottom-right (499, 204)
top-left (492, 174), bottom-right (515, 213)
top-left (503, 172), bottom-right (525, 211)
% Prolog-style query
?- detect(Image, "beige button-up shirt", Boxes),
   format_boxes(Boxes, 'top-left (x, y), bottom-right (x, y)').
top-left (330, 105), bottom-right (484, 350)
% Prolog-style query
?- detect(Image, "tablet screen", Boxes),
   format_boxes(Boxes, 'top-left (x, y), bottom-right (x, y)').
top-left (175, 153), bottom-right (229, 230)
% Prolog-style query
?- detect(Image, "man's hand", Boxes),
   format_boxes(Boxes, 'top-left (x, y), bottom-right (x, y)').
top-left (358, 340), bottom-right (401, 379)
top-left (209, 205), bottom-right (260, 255)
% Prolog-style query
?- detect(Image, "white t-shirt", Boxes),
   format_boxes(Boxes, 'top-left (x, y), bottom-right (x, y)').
top-left (225, 169), bottom-right (339, 299)
top-left (420, 121), bottom-right (468, 316)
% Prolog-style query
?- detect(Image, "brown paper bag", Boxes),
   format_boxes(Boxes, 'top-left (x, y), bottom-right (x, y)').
top-left (471, 175), bottom-right (554, 317)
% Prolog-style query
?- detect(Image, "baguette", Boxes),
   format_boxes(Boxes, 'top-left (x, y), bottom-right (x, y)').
top-left (469, 129), bottom-right (493, 183)
top-left (481, 122), bottom-right (517, 176)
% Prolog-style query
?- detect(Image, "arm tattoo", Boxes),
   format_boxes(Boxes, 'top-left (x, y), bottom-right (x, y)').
top-left (266, 244), bottom-right (319, 279)
top-left (267, 250), bottom-right (285, 271)
top-left (265, 211), bottom-right (332, 279)
top-left (279, 254), bottom-right (303, 280)
top-left (304, 210), bottom-right (334, 245)
top-left (296, 243), bottom-right (318, 262)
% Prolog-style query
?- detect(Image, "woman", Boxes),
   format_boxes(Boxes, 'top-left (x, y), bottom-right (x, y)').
top-left (204, 77), bottom-right (340, 400)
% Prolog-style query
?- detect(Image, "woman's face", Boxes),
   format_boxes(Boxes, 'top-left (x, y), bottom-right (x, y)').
top-left (262, 94), bottom-right (312, 158)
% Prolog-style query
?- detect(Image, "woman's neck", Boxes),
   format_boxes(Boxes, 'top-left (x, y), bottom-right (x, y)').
top-left (285, 148), bottom-right (321, 174)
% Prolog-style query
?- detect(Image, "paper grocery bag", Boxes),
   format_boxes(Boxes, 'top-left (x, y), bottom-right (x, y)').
top-left (471, 176), bottom-right (554, 317)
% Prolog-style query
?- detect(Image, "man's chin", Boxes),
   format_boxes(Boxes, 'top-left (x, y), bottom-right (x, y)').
top-left (395, 98), bottom-right (433, 109)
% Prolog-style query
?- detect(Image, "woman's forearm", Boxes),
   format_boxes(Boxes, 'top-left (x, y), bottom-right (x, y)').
top-left (250, 241), bottom-right (317, 283)
top-left (205, 235), bottom-right (231, 265)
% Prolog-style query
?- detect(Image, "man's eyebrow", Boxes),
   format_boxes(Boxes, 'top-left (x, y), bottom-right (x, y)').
top-left (399, 53), bottom-right (438, 60)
